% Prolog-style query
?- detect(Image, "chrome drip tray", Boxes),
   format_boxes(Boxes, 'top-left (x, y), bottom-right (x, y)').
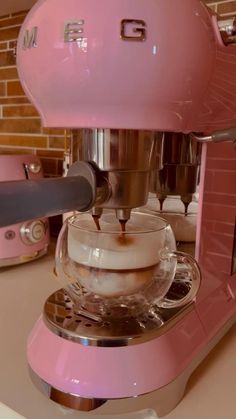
top-left (44, 286), bottom-right (193, 347)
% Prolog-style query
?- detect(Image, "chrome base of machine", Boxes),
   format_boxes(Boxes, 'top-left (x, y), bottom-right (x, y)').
top-left (0, 246), bottom-right (48, 268)
top-left (29, 314), bottom-right (236, 416)
top-left (29, 366), bottom-right (107, 412)
top-left (43, 283), bottom-right (193, 347)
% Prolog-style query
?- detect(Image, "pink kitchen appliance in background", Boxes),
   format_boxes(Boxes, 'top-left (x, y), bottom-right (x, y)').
top-left (0, 0), bottom-right (233, 417)
top-left (0, 154), bottom-right (50, 267)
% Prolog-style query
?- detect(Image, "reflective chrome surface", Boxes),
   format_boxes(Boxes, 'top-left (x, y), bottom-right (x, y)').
top-left (66, 160), bottom-right (110, 208)
top-left (79, 129), bottom-right (157, 171)
top-left (191, 127), bottom-right (236, 144)
top-left (29, 366), bottom-right (107, 411)
top-left (72, 129), bottom-right (161, 220)
top-left (20, 219), bottom-right (47, 244)
top-left (24, 162), bottom-right (41, 174)
top-left (120, 19), bottom-right (146, 41)
top-left (43, 287), bottom-right (193, 347)
top-left (64, 20), bottom-right (85, 43)
top-left (150, 133), bottom-right (201, 212)
top-left (23, 26), bottom-right (38, 49)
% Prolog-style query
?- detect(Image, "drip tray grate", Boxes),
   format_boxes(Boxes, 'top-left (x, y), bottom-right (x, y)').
top-left (43, 287), bottom-right (193, 347)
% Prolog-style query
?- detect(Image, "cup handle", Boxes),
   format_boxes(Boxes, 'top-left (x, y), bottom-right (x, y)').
top-left (55, 218), bottom-right (84, 301)
top-left (156, 251), bottom-right (201, 309)
top-left (55, 220), bottom-right (68, 276)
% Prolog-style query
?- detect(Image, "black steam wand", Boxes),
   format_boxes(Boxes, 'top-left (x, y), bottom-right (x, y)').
top-left (0, 161), bottom-right (109, 228)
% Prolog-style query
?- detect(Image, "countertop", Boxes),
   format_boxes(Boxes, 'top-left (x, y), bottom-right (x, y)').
top-left (0, 245), bottom-right (236, 419)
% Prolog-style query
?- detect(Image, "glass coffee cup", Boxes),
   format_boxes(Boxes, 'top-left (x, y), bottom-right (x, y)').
top-left (55, 211), bottom-right (201, 318)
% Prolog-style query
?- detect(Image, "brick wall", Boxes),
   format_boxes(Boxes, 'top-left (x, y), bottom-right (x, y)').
top-left (207, 0), bottom-right (236, 14)
top-left (0, 2), bottom-right (236, 177)
top-left (0, 9), bottom-right (64, 177)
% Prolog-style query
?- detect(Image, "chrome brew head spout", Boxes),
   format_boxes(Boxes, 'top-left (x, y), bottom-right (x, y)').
top-left (149, 132), bottom-right (201, 214)
top-left (72, 129), bottom-right (163, 222)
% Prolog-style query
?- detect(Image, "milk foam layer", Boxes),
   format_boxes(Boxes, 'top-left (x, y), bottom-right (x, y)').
top-left (67, 214), bottom-right (166, 270)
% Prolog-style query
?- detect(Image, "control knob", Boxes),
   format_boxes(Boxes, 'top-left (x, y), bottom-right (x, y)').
top-left (20, 220), bottom-right (46, 244)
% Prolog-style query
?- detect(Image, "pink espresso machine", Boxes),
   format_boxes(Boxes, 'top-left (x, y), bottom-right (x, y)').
top-left (0, 154), bottom-right (50, 267)
top-left (0, 0), bottom-right (235, 416)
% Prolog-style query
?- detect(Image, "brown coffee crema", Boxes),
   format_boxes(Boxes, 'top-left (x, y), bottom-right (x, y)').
top-left (77, 261), bottom-right (158, 274)
top-left (76, 261), bottom-right (159, 297)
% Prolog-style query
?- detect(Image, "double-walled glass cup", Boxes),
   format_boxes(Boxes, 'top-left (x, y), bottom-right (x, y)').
top-left (55, 211), bottom-right (201, 319)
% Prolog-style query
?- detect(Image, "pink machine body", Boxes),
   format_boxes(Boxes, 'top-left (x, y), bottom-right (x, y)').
top-left (17, 0), bottom-right (236, 416)
top-left (0, 154), bottom-right (50, 267)
top-left (27, 141), bottom-right (236, 415)
top-left (17, 0), bottom-right (236, 133)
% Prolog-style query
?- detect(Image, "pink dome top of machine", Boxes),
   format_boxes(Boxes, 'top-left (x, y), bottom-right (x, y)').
top-left (17, 0), bottom-right (236, 133)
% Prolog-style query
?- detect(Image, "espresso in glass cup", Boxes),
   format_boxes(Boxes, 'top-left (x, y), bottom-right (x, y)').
top-left (55, 211), bottom-right (201, 318)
